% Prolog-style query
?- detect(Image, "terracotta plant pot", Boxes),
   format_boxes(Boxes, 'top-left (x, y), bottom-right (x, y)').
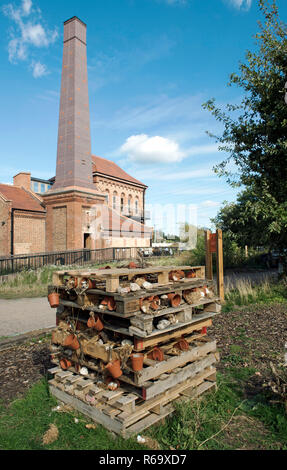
top-left (87, 315), bottom-right (96, 328)
top-left (107, 297), bottom-right (116, 311)
top-left (169, 270), bottom-right (184, 282)
top-left (105, 376), bottom-right (120, 390)
top-left (60, 358), bottom-right (72, 370)
top-left (167, 293), bottom-right (181, 307)
top-left (80, 278), bottom-right (93, 289)
top-left (64, 334), bottom-right (80, 350)
top-left (174, 338), bottom-right (189, 351)
top-left (186, 270), bottom-right (196, 279)
top-left (94, 314), bottom-right (104, 331)
top-left (201, 326), bottom-right (207, 335)
top-left (128, 262), bottom-right (138, 269)
top-left (48, 292), bottom-right (60, 308)
top-left (130, 353), bottom-right (144, 371)
top-left (105, 359), bottom-right (122, 379)
top-left (147, 347), bottom-right (164, 362)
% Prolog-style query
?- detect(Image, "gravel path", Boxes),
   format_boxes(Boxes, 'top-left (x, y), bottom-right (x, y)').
top-left (0, 298), bottom-right (55, 337)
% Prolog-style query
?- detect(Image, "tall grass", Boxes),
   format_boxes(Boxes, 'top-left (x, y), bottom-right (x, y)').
top-left (0, 261), bottom-right (121, 299)
top-left (224, 278), bottom-right (287, 310)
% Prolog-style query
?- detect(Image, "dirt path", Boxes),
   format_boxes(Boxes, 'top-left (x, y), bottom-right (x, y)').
top-left (0, 298), bottom-right (55, 337)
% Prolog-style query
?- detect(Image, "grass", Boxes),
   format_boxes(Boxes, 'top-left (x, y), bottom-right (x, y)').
top-left (0, 380), bottom-right (146, 450)
top-left (1, 366), bottom-right (286, 450)
top-left (0, 261), bottom-right (121, 299)
top-left (223, 278), bottom-right (287, 312)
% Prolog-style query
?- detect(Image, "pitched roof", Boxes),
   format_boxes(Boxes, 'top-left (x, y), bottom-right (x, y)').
top-left (101, 207), bottom-right (152, 234)
top-left (92, 155), bottom-right (147, 188)
top-left (0, 185), bottom-right (45, 212)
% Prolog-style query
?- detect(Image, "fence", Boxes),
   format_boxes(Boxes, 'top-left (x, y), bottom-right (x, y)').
top-left (0, 247), bottom-right (138, 275)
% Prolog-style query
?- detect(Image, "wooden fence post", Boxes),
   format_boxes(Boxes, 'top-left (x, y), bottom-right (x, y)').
top-left (216, 229), bottom-right (224, 302)
top-left (205, 230), bottom-right (213, 280)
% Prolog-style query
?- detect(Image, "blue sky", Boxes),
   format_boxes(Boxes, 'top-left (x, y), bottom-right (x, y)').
top-left (1, 0), bottom-right (287, 234)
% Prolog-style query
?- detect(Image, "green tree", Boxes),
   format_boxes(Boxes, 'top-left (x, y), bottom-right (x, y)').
top-left (203, 0), bottom-right (287, 256)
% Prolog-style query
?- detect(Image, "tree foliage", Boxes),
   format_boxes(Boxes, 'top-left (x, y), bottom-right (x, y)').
top-left (203, 0), bottom-right (287, 252)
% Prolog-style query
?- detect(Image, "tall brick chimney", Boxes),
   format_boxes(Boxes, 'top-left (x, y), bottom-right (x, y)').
top-left (52, 16), bottom-right (94, 190)
top-left (42, 17), bottom-right (106, 252)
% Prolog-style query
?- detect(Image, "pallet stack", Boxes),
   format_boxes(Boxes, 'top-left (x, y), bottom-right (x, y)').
top-left (48, 264), bottom-right (221, 437)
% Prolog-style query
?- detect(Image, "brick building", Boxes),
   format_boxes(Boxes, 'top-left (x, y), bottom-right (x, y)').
top-left (0, 17), bottom-right (152, 257)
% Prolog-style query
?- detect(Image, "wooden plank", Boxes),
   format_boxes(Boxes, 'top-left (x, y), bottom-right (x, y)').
top-left (216, 229), bottom-right (224, 302)
top-left (205, 230), bottom-right (213, 280)
top-left (143, 354), bottom-right (217, 400)
top-left (124, 404), bottom-right (174, 437)
top-left (49, 385), bottom-right (124, 435)
top-left (134, 317), bottom-right (213, 351)
top-left (135, 340), bottom-right (217, 385)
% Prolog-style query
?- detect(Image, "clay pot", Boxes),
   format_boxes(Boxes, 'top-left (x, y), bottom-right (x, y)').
top-left (174, 338), bottom-right (189, 351)
top-left (80, 278), bottom-right (93, 289)
top-left (130, 353), bottom-right (144, 371)
top-left (48, 292), bottom-right (60, 308)
top-left (88, 314), bottom-right (104, 331)
top-left (128, 262), bottom-right (138, 269)
top-left (105, 359), bottom-right (122, 379)
top-left (87, 315), bottom-right (96, 328)
top-left (64, 334), bottom-right (80, 350)
top-left (60, 358), bottom-right (72, 370)
top-left (186, 270), bottom-right (196, 279)
top-left (201, 326), bottom-right (207, 335)
top-left (107, 297), bottom-right (116, 311)
top-left (147, 347), bottom-right (164, 362)
top-left (169, 270), bottom-right (184, 282)
top-left (105, 376), bottom-right (120, 390)
top-left (167, 293), bottom-right (182, 307)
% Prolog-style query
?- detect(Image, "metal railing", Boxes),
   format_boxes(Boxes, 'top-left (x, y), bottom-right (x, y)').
top-left (0, 247), bottom-right (138, 275)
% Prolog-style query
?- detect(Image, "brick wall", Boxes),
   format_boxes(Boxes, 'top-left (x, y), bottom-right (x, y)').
top-left (95, 176), bottom-right (144, 216)
top-left (13, 211), bottom-right (46, 254)
top-left (0, 198), bottom-right (10, 256)
top-left (53, 206), bottom-right (67, 251)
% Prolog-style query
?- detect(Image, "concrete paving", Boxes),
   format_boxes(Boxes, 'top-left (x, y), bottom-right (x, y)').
top-left (0, 297), bottom-right (56, 337)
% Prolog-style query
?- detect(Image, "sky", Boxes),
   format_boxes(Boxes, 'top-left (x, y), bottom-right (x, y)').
top-left (1, 0), bottom-right (287, 235)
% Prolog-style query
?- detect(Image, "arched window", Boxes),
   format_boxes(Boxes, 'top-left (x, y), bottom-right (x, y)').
top-left (105, 189), bottom-right (109, 204)
top-left (128, 195), bottom-right (132, 214)
top-left (135, 198), bottom-right (139, 215)
top-left (120, 193), bottom-right (125, 212)
top-left (113, 191), bottom-right (117, 210)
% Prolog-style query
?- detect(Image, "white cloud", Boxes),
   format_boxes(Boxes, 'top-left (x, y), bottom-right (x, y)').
top-left (225, 0), bottom-right (252, 11)
top-left (22, 0), bottom-right (32, 15)
top-left (2, 0), bottom-right (58, 76)
top-left (31, 60), bottom-right (48, 78)
top-left (120, 134), bottom-right (186, 164)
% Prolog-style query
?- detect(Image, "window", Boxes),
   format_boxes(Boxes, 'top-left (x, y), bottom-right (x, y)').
top-left (135, 199), bottom-right (138, 215)
top-left (33, 181), bottom-right (38, 192)
top-left (41, 183), bottom-right (45, 193)
top-left (113, 194), bottom-right (117, 210)
top-left (121, 197), bottom-right (124, 212)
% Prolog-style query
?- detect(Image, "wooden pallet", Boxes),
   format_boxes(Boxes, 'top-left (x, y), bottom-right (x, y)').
top-left (123, 338), bottom-right (218, 387)
top-left (48, 364), bottom-right (216, 437)
top-left (54, 279), bottom-right (218, 317)
top-left (52, 265), bottom-right (206, 293)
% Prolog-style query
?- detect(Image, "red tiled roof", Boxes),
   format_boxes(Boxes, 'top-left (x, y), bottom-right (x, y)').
top-left (0, 185), bottom-right (45, 212)
top-left (92, 155), bottom-right (147, 188)
top-left (101, 207), bottom-right (152, 235)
